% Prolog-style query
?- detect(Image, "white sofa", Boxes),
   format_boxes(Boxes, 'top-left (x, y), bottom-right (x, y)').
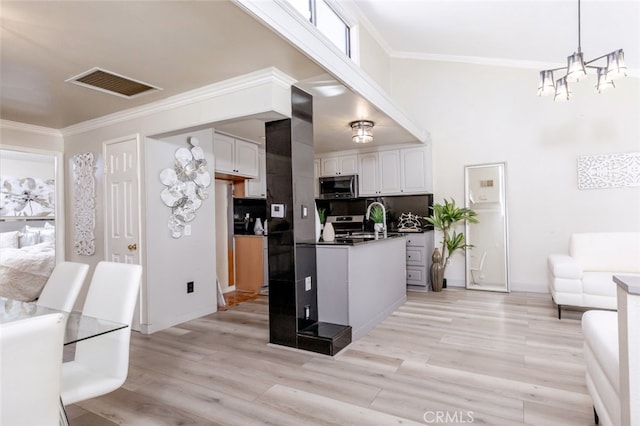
top-left (547, 232), bottom-right (640, 319)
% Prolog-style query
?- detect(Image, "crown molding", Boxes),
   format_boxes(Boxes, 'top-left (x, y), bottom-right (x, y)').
top-left (0, 120), bottom-right (62, 137)
top-left (62, 67), bottom-right (297, 136)
top-left (391, 51), bottom-right (640, 78)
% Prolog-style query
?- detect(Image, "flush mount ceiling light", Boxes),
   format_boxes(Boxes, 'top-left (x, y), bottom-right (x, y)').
top-left (350, 120), bottom-right (374, 144)
top-left (537, 0), bottom-right (626, 101)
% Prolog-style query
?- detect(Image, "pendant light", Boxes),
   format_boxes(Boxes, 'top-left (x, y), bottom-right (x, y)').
top-left (538, 0), bottom-right (626, 101)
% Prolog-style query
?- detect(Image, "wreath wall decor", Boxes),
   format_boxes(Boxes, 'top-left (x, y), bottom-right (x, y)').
top-left (160, 137), bottom-right (211, 238)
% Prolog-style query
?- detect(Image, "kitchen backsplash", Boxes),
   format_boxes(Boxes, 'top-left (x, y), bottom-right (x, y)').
top-left (316, 194), bottom-right (433, 232)
top-left (233, 198), bottom-right (267, 235)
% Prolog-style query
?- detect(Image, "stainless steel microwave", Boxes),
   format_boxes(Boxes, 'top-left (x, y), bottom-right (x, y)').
top-left (318, 175), bottom-right (358, 199)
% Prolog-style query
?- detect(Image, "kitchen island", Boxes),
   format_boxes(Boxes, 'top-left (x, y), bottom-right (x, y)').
top-left (316, 234), bottom-right (407, 341)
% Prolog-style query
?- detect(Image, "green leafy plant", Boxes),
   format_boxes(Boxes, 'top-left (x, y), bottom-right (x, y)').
top-left (425, 198), bottom-right (478, 276)
top-left (317, 207), bottom-right (326, 225)
top-left (369, 205), bottom-right (385, 223)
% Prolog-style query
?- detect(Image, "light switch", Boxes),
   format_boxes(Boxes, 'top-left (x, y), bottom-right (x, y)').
top-left (305, 276), bottom-right (312, 291)
top-left (271, 203), bottom-right (286, 218)
top-left (301, 205), bottom-right (308, 218)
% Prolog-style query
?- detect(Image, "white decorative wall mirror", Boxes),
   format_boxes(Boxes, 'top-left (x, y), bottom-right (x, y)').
top-left (160, 137), bottom-right (211, 238)
top-left (464, 163), bottom-right (510, 292)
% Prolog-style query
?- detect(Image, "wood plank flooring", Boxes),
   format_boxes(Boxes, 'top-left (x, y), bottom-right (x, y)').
top-left (65, 288), bottom-right (595, 425)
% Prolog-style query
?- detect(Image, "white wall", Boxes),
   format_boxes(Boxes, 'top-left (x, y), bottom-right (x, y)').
top-left (390, 59), bottom-right (640, 292)
top-left (145, 129), bottom-right (216, 333)
top-left (356, 24), bottom-right (391, 94)
top-left (58, 70), bottom-right (292, 332)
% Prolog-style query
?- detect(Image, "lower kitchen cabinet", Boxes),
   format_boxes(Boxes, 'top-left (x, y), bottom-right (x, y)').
top-left (404, 231), bottom-right (434, 288)
top-left (234, 235), bottom-right (266, 294)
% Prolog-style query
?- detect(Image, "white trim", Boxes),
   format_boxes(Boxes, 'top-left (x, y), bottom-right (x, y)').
top-left (0, 120), bottom-right (62, 137)
top-left (234, 0), bottom-right (428, 144)
top-left (62, 67), bottom-right (297, 136)
top-left (391, 51), bottom-right (640, 77)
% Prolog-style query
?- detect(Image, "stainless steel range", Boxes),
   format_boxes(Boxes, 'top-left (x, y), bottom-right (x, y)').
top-left (325, 215), bottom-right (364, 236)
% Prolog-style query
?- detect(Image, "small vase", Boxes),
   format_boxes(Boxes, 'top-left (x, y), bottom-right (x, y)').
top-left (322, 221), bottom-right (335, 242)
top-left (430, 248), bottom-right (445, 292)
top-left (254, 218), bottom-right (263, 235)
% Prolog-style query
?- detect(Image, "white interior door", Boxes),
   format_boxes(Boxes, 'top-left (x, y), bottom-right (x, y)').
top-left (104, 135), bottom-right (142, 327)
top-left (104, 136), bottom-right (141, 264)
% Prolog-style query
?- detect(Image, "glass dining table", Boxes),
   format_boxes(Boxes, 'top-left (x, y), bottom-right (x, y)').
top-left (0, 296), bottom-right (128, 425)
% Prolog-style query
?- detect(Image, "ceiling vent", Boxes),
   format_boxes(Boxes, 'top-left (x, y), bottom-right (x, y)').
top-left (66, 67), bottom-right (161, 98)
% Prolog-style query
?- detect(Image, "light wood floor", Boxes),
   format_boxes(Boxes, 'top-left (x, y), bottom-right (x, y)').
top-left (65, 288), bottom-right (595, 425)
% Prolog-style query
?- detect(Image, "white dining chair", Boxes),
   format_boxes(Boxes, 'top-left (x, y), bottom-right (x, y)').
top-left (37, 261), bottom-right (90, 312)
top-left (1, 313), bottom-right (66, 426)
top-left (61, 261), bottom-right (142, 405)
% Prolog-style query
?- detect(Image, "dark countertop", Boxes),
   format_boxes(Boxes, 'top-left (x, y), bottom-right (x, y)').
top-left (314, 233), bottom-right (406, 246)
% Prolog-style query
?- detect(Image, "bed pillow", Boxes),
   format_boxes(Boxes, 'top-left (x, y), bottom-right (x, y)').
top-left (0, 231), bottom-right (20, 249)
top-left (39, 228), bottom-right (55, 243)
top-left (19, 230), bottom-right (40, 247)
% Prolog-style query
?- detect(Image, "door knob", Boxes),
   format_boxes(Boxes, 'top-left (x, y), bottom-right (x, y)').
top-left (127, 243), bottom-right (137, 251)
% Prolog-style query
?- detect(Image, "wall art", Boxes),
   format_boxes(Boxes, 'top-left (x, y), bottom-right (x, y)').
top-left (160, 137), bottom-right (211, 238)
top-left (0, 176), bottom-right (55, 217)
top-left (577, 152), bottom-right (640, 190)
top-left (72, 152), bottom-right (96, 255)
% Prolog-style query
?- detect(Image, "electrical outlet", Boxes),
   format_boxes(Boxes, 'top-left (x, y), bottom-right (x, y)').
top-left (304, 305), bottom-right (310, 320)
top-left (187, 281), bottom-right (194, 293)
top-left (305, 276), bottom-right (312, 291)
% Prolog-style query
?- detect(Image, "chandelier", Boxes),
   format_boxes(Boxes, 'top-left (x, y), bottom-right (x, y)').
top-left (538, 0), bottom-right (627, 101)
top-left (350, 120), bottom-right (374, 144)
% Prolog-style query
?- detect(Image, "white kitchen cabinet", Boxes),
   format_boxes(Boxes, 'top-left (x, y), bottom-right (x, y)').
top-left (214, 132), bottom-right (259, 178)
top-left (358, 153), bottom-right (379, 196)
top-left (245, 148), bottom-right (266, 198)
top-left (404, 231), bottom-right (434, 288)
top-left (320, 154), bottom-right (358, 176)
top-left (358, 151), bottom-right (401, 196)
top-left (401, 146), bottom-right (431, 193)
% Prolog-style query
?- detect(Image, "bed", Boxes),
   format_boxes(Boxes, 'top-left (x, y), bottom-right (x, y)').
top-left (0, 220), bottom-right (56, 301)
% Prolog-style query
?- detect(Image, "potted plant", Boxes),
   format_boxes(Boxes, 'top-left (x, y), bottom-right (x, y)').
top-left (425, 198), bottom-right (478, 291)
top-left (369, 205), bottom-right (385, 230)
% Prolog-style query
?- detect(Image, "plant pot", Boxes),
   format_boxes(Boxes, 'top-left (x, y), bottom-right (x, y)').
top-left (430, 248), bottom-right (445, 292)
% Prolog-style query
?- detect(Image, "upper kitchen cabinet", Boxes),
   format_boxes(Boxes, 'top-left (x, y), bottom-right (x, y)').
top-left (214, 132), bottom-right (259, 178)
top-left (320, 154), bottom-right (358, 176)
top-left (400, 146), bottom-right (432, 193)
top-left (245, 148), bottom-right (266, 198)
top-left (320, 145), bottom-right (432, 197)
top-left (359, 151), bottom-right (401, 196)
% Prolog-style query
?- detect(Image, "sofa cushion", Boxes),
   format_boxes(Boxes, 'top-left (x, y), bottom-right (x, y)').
top-left (548, 254), bottom-right (582, 279)
top-left (571, 232), bottom-right (640, 273)
top-left (583, 273), bottom-right (618, 297)
top-left (582, 310), bottom-right (619, 393)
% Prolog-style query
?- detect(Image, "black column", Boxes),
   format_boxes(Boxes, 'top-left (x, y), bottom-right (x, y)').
top-left (265, 87), bottom-right (317, 347)
top-left (266, 87), bottom-right (351, 355)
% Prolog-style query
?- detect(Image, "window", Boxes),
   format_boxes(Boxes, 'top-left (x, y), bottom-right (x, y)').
top-left (287, 0), bottom-right (351, 57)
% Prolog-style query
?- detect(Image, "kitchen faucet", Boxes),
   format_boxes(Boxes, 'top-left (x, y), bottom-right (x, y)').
top-left (365, 201), bottom-right (387, 239)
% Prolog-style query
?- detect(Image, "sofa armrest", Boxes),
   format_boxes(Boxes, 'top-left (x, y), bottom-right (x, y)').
top-left (548, 254), bottom-right (583, 279)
